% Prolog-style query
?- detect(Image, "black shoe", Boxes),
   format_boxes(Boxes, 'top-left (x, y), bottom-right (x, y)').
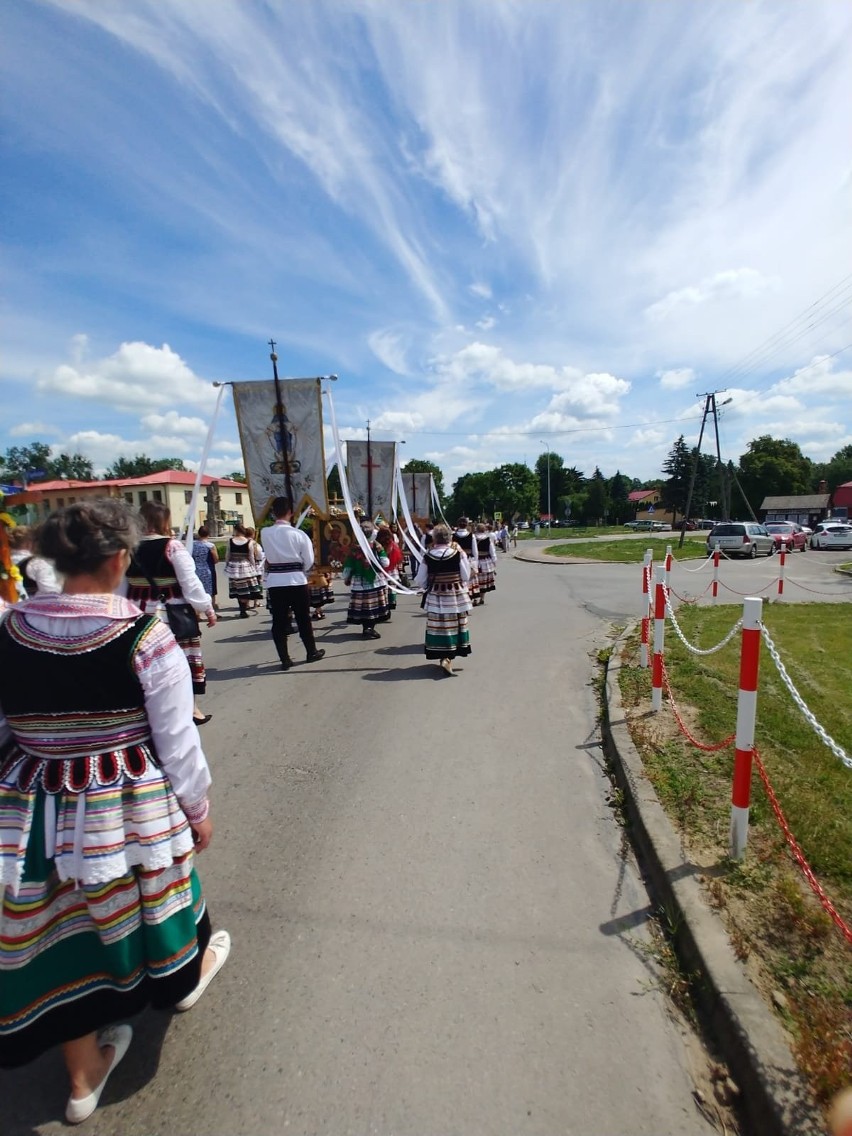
top-left (193, 714), bottom-right (212, 726)
top-left (280, 659), bottom-right (292, 671)
top-left (363, 629), bottom-right (381, 640)
top-left (306, 649), bottom-right (326, 663)
top-left (239, 610), bottom-right (250, 619)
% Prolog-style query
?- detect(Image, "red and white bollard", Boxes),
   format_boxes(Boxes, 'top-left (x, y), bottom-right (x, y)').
top-left (651, 564), bottom-right (666, 712)
top-left (665, 544), bottom-right (673, 589)
top-left (730, 596), bottom-right (763, 859)
top-left (777, 542), bottom-right (786, 598)
top-left (712, 544), bottom-right (720, 605)
top-left (640, 549), bottom-right (652, 668)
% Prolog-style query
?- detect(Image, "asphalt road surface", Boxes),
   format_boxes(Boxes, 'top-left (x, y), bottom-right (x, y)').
top-left (12, 547), bottom-right (845, 1134)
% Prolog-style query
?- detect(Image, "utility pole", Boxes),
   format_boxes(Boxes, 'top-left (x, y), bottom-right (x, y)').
top-left (679, 390), bottom-right (731, 549)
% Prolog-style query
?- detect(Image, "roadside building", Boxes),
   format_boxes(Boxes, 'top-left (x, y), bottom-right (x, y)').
top-left (761, 485), bottom-right (831, 529)
top-left (627, 487), bottom-right (675, 526)
top-left (5, 470), bottom-right (251, 533)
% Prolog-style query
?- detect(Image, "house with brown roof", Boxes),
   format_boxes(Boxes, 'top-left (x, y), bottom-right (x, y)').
top-left (6, 470), bottom-right (252, 533)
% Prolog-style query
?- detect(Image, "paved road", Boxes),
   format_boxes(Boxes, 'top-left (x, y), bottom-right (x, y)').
top-left (5, 556), bottom-right (735, 1135)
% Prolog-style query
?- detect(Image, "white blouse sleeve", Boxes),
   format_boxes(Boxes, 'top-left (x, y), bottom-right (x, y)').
top-left (459, 551), bottom-right (472, 583)
top-left (413, 557), bottom-right (430, 589)
top-left (134, 628), bottom-right (211, 814)
top-left (166, 539), bottom-right (212, 612)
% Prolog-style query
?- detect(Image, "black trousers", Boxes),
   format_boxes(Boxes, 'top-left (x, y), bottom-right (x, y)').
top-left (268, 584), bottom-right (316, 662)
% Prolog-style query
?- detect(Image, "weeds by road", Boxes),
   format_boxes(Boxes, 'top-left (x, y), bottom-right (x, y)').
top-left (618, 603), bottom-right (852, 1107)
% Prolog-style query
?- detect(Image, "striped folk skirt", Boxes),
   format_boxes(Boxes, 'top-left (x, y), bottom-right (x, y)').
top-left (423, 585), bottom-right (472, 660)
top-left (0, 788), bottom-right (210, 1067)
top-left (227, 574), bottom-right (262, 600)
top-left (476, 556), bottom-right (496, 593)
top-left (176, 634), bottom-right (206, 695)
top-left (346, 585), bottom-right (390, 626)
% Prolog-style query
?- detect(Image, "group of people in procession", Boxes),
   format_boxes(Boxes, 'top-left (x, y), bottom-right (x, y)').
top-left (0, 491), bottom-right (506, 1123)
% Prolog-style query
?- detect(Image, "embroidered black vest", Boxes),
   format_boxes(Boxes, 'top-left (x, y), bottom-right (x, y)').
top-left (127, 537), bottom-right (180, 605)
top-left (454, 531), bottom-right (474, 554)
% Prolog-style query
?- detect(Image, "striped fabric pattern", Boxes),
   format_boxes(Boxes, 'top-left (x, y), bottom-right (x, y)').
top-left (3, 707), bottom-right (150, 760)
top-left (424, 610), bottom-right (471, 659)
top-left (346, 585), bottom-right (390, 625)
top-left (0, 749), bottom-right (195, 893)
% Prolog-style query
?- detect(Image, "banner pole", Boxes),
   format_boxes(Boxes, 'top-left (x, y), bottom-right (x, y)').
top-left (268, 339), bottom-right (294, 510)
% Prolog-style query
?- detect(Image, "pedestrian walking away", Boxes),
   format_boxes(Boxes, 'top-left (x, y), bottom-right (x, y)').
top-left (342, 521), bottom-right (390, 639)
top-left (191, 524), bottom-right (219, 610)
top-left (413, 522), bottom-right (473, 676)
top-left (375, 525), bottom-right (404, 614)
top-left (260, 497), bottom-right (325, 669)
top-left (126, 501), bottom-right (217, 726)
top-left (0, 499), bottom-right (229, 1125)
top-left (473, 522), bottom-right (497, 604)
top-left (452, 517), bottom-right (480, 607)
top-left (224, 524), bottom-right (263, 617)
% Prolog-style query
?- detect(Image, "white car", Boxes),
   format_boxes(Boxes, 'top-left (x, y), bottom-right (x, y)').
top-left (810, 522), bottom-right (852, 551)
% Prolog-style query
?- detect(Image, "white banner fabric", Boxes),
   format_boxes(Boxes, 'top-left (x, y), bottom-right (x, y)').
top-left (400, 471), bottom-right (433, 521)
top-left (345, 441), bottom-right (396, 520)
top-left (231, 379), bottom-right (328, 521)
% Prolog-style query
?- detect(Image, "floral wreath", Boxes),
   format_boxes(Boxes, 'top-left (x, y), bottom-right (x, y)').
top-left (0, 489), bottom-right (22, 603)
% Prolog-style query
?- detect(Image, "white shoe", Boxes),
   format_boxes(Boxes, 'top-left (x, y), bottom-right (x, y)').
top-left (174, 930), bottom-right (231, 1011)
top-left (65, 1023), bottom-right (133, 1124)
top-left (440, 658), bottom-right (454, 675)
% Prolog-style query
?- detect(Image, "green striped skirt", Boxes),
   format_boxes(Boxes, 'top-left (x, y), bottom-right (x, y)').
top-left (0, 791), bottom-right (210, 1068)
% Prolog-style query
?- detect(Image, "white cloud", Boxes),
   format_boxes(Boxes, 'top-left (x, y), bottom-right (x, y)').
top-left (367, 329), bottom-right (410, 376)
top-left (39, 342), bottom-right (215, 412)
top-left (9, 421), bottom-right (60, 438)
top-left (773, 356), bottom-right (852, 398)
top-left (657, 368), bottom-right (695, 391)
top-left (475, 315), bottom-right (496, 331)
top-left (645, 269), bottom-right (777, 322)
top-left (469, 282), bottom-right (492, 300)
top-left (140, 411), bottom-right (209, 438)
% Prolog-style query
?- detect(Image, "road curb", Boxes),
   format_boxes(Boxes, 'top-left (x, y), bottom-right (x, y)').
top-left (602, 636), bottom-right (824, 1136)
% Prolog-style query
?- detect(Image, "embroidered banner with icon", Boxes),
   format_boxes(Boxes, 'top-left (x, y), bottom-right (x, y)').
top-left (231, 379), bottom-right (328, 520)
top-left (345, 441), bottom-right (396, 521)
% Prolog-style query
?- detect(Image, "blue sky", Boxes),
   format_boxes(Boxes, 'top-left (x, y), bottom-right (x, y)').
top-left (2, 0), bottom-right (851, 486)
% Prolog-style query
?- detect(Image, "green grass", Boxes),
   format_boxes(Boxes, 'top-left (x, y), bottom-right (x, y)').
top-left (543, 537), bottom-right (707, 562)
top-left (618, 603), bottom-right (852, 1103)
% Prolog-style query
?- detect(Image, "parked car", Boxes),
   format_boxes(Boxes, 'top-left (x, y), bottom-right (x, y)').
top-left (674, 519), bottom-right (697, 531)
top-left (706, 522), bottom-right (775, 558)
top-left (810, 522), bottom-right (852, 550)
top-left (764, 522), bottom-right (808, 552)
top-left (651, 521), bottom-right (672, 531)
top-left (624, 520), bottom-right (655, 531)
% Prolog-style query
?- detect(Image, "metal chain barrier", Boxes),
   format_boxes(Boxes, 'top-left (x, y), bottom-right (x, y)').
top-left (667, 579), bottom-right (713, 604)
top-left (760, 625), bottom-right (852, 771)
top-left (677, 551), bottom-right (715, 574)
top-left (719, 577), bottom-right (776, 597)
top-left (752, 747), bottom-right (852, 944)
top-left (663, 583), bottom-right (742, 654)
top-left (661, 659), bottom-right (736, 752)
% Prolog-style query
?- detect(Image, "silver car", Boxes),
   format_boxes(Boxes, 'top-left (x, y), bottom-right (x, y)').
top-left (706, 522), bottom-right (775, 559)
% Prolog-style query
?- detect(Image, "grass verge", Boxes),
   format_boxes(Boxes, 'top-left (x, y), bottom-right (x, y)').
top-left (618, 602), bottom-right (852, 1107)
top-left (545, 537), bottom-right (708, 562)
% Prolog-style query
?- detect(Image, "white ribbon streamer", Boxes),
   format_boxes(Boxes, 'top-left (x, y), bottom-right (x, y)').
top-left (325, 387), bottom-right (420, 594)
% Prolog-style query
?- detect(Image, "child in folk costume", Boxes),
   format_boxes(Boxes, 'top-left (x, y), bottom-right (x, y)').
top-left (473, 522), bottom-right (497, 604)
top-left (375, 526), bottom-right (404, 613)
top-left (342, 521), bottom-right (390, 640)
top-left (452, 517), bottom-right (480, 606)
top-left (413, 523), bottom-right (472, 676)
top-left (224, 524), bottom-right (263, 617)
top-left (308, 568), bottom-right (334, 620)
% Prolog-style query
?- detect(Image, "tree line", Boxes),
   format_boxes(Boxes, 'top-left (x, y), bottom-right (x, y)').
top-left (5, 435), bottom-right (851, 526)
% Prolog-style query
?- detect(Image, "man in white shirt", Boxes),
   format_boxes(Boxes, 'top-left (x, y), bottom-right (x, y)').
top-left (260, 497), bottom-right (325, 670)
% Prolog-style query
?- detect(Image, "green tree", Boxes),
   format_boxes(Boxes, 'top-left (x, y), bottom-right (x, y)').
top-left (815, 445), bottom-right (852, 492)
top-left (493, 462), bottom-right (538, 520)
top-left (608, 470), bottom-right (630, 524)
top-left (584, 467), bottom-right (610, 525)
top-left (104, 455), bottom-right (187, 479)
top-left (402, 458), bottom-right (446, 502)
top-left (737, 436), bottom-right (812, 514)
top-left (224, 469), bottom-right (246, 483)
top-left (1, 443), bottom-right (93, 484)
top-left (661, 435), bottom-right (691, 522)
top-left (535, 452), bottom-right (565, 517)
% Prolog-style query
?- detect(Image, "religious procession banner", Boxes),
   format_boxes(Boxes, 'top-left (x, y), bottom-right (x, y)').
top-left (345, 440), bottom-right (396, 520)
top-left (231, 379), bottom-right (329, 521)
top-left (400, 471), bottom-right (433, 523)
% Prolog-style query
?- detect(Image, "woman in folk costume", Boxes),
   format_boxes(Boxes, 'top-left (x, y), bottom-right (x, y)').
top-left (375, 525), bottom-right (404, 614)
top-left (342, 520), bottom-right (390, 640)
top-left (224, 523), bottom-right (263, 618)
top-left (0, 500), bottom-right (229, 1125)
top-left (473, 522), bottom-right (497, 605)
top-left (308, 567), bottom-right (334, 620)
top-left (413, 523), bottom-right (472, 676)
top-left (125, 501), bottom-right (216, 727)
top-left (452, 516), bottom-right (480, 606)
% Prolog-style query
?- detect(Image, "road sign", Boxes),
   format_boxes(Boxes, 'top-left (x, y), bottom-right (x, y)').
top-left (647, 504), bottom-right (655, 514)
